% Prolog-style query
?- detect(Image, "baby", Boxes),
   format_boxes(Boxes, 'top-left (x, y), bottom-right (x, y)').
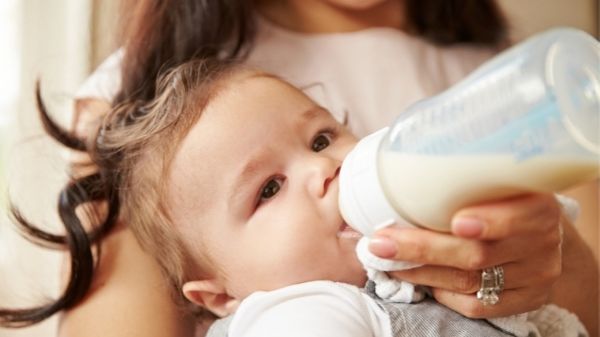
top-left (44, 60), bottom-right (589, 336)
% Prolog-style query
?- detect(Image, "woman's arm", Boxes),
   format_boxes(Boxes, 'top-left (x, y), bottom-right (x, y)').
top-left (58, 225), bottom-right (197, 337)
top-left (57, 98), bottom-right (197, 337)
top-left (550, 218), bottom-right (598, 337)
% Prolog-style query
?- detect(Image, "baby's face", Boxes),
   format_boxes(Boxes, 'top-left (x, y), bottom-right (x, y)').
top-left (167, 72), bottom-right (365, 300)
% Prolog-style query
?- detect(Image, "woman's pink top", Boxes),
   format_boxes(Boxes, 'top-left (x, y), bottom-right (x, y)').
top-left (76, 16), bottom-right (497, 138)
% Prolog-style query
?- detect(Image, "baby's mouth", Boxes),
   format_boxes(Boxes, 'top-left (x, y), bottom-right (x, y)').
top-left (337, 222), bottom-right (362, 240)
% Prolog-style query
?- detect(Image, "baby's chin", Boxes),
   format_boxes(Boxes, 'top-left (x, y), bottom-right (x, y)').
top-left (335, 231), bottom-right (367, 287)
top-left (332, 256), bottom-right (369, 288)
top-left (328, 270), bottom-right (368, 289)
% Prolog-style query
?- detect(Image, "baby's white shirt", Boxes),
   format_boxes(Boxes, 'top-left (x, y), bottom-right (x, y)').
top-left (225, 280), bottom-right (587, 337)
top-left (229, 281), bottom-right (391, 337)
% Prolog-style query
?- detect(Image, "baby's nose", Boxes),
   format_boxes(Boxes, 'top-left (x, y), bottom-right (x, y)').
top-left (307, 157), bottom-right (340, 198)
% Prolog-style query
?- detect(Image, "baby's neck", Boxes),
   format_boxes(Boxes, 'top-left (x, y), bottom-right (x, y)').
top-left (255, 0), bottom-right (406, 34)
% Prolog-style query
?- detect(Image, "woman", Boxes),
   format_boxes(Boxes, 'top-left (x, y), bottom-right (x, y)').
top-left (2, 1), bottom-right (597, 336)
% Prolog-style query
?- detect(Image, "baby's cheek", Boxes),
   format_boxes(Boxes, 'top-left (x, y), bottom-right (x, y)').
top-left (236, 244), bottom-right (308, 290)
top-left (268, 243), bottom-right (326, 284)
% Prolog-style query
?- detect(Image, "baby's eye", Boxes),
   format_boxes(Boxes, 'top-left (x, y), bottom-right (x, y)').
top-left (258, 177), bottom-right (284, 205)
top-left (311, 132), bottom-right (333, 152)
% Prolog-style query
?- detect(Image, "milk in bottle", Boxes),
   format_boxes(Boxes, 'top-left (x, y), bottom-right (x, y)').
top-left (339, 28), bottom-right (600, 235)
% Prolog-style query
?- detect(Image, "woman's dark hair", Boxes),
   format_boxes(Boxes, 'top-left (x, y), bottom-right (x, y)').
top-left (0, 0), bottom-right (508, 327)
top-left (405, 0), bottom-right (508, 46)
top-left (0, 85), bottom-right (121, 327)
top-left (115, 0), bottom-right (256, 106)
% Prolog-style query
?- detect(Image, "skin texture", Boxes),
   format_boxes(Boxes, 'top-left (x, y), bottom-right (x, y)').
top-left (168, 73), bottom-right (366, 315)
top-left (58, 224), bottom-right (197, 337)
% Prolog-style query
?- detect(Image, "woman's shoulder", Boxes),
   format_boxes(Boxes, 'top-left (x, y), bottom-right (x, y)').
top-left (58, 224), bottom-right (196, 337)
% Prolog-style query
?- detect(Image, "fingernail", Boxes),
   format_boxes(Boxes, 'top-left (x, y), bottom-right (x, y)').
top-left (368, 237), bottom-right (397, 258)
top-left (451, 217), bottom-right (484, 238)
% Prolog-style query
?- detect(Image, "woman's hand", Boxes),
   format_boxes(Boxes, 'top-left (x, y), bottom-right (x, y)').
top-left (368, 193), bottom-right (563, 318)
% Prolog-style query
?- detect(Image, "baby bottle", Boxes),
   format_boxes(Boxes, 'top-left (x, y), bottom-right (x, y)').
top-left (339, 28), bottom-right (600, 235)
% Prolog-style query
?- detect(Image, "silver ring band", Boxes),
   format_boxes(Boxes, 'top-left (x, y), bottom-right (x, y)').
top-left (493, 265), bottom-right (505, 292)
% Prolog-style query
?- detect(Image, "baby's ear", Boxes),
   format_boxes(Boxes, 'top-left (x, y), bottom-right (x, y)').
top-left (182, 280), bottom-right (240, 317)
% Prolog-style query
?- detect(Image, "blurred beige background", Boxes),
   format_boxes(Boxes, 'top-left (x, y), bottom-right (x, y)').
top-left (0, 1), bottom-right (597, 337)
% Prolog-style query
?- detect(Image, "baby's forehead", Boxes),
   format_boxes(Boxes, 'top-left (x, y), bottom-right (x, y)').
top-left (220, 67), bottom-right (295, 93)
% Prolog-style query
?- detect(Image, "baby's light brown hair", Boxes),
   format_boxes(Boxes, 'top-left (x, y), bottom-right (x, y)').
top-left (99, 59), bottom-right (252, 318)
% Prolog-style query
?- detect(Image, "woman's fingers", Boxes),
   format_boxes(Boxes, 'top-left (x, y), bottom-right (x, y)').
top-left (370, 192), bottom-right (563, 270)
top-left (369, 228), bottom-right (476, 268)
top-left (370, 227), bottom-right (551, 270)
top-left (387, 266), bottom-right (481, 294)
top-left (391, 248), bottom-right (562, 319)
top-left (388, 249), bottom-right (561, 294)
top-left (451, 193), bottom-right (561, 240)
